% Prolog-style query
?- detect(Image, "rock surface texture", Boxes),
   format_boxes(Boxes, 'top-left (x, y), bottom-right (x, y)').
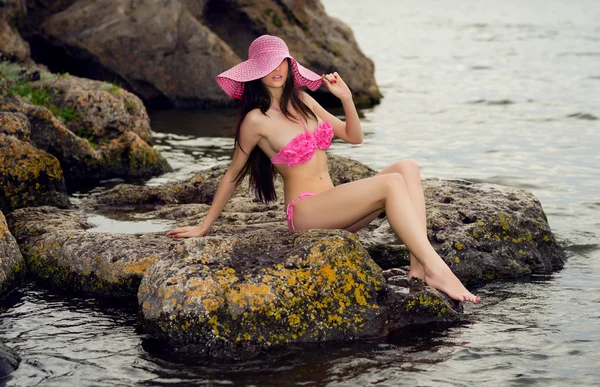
top-left (5, 156), bottom-right (566, 359)
top-left (0, 210), bottom-right (24, 297)
top-left (139, 229), bottom-right (460, 359)
top-left (0, 62), bottom-right (172, 183)
top-left (22, 0), bottom-right (381, 108)
top-left (360, 179), bottom-right (566, 284)
top-left (0, 0), bottom-right (30, 62)
top-left (7, 206), bottom-right (176, 296)
top-left (0, 128), bottom-right (70, 214)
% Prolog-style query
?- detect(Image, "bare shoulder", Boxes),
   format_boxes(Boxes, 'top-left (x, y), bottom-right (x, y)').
top-left (241, 108), bottom-right (270, 136)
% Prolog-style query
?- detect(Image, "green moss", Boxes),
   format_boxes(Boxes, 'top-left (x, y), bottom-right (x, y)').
top-left (24, 245), bottom-right (140, 296)
top-left (4, 76), bottom-right (78, 122)
top-left (332, 44), bottom-right (343, 57)
top-left (272, 16), bottom-right (283, 27)
top-left (147, 235), bottom-right (385, 351)
top-left (99, 81), bottom-right (122, 94)
top-left (76, 126), bottom-right (96, 144)
top-left (125, 100), bottom-right (136, 114)
top-left (483, 272), bottom-right (500, 281)
top-left (405, 293), bottom-right (449, 319)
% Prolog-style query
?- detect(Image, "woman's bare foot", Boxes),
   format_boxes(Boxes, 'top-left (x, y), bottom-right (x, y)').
top-left (424, 263), bottom-right (480, 303)
top-left (408, 253), bottom-right (426, 280)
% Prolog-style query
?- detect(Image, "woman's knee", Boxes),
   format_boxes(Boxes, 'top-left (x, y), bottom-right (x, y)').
top-left (390, 160), bottom-right (421, 179)
top-left (381, 172), bottom-right (408, 193)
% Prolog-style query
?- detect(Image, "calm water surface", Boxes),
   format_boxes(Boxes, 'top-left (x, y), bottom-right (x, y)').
top-left (2, 0), bottom-right (600, 385)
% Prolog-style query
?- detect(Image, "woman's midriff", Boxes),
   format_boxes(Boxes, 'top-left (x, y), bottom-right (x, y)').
top-left (277, 152), bottom-right (334, 206)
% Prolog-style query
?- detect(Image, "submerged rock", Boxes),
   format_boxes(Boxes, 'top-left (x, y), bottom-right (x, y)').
top-left (0, 210), bottom-right (24, 297)
top-left (24, 0), bottom-right (381, 108)
top-left (0, 342), bottom-right (21, 379)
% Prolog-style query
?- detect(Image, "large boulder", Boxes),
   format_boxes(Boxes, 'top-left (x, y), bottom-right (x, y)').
top-left (139, 229), bottom-right (460, 359)
top-left (6, 204), bottom-right (461, 359)
top-left (0, 61), bottom-right (172, 182)
top-left (0, 210), bottom-right (24, 297)
top-left (22, 0), bottom-right (381, 108)
top-left (359, 179), bottom-right (566, 284)
top-left (6, 155), bottom-right (567, 359)
top-left (0, 0), bottom-right (30, 62)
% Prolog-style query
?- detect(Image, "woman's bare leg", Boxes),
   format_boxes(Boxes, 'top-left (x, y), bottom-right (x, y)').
top-left (293, 174), bottom-right (479, 303)
top-left (344, 160), bottom-right (427, 280)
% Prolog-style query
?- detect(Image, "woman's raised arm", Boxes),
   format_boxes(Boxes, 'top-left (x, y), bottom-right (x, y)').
top-left (303, 73), bottom-right (363, 145)
top-left (165, 110), bottom-right (264, 238)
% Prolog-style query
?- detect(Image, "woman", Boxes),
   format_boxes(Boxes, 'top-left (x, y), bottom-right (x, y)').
top-left (165, 35), bottom-right (479, 303)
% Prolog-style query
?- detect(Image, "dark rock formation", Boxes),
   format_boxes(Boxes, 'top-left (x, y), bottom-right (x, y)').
top-left (0, 0), bottom-right (30, 62)
top-left (0, 342), bottom-right (20, 379)
top-left (0, 61), bottom-right (172, 183)
top-left (21, 0), bottom-right (381, 108)
top-left (0, 210), bottom-right (24, 297)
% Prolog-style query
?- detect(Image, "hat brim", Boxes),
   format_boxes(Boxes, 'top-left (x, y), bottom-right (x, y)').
top-left (216, 55), bottom-right (322, 99)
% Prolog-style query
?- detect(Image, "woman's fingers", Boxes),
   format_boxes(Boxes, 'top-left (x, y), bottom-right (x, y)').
top-left (322, 73), bottom-right (338, 85)
top-left (165, 226), bottom-right (192, 236)
top-left (165, 227), bottom-right (183, 235)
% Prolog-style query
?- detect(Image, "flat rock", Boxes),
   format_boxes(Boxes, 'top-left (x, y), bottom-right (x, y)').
top-left (7, 206), bottom-right (176, 296)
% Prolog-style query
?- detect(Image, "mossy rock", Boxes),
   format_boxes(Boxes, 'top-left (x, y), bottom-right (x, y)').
top-left (139, 229), bottom-right (461, 359)
top-left (0, 61), bottom-right (172, 182)
top-left (0, 210), bottom-right (25, 297)
top-left (6, 206), bottom-right (176, 296)
top-left (0, 133), bottom-right (70, 214)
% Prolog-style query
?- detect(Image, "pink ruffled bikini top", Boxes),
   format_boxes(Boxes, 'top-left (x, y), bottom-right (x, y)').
top-left (270, 106), bottom-right (334, 167)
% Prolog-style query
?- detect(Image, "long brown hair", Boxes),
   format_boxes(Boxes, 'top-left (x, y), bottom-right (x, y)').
top-left (233, 58), bottom-right (317, 203)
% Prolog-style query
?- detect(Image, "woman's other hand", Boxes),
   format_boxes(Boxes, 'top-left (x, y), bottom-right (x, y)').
top-left (322, 72), bottom-right (352, 100)
top-left (165, 224), bottom-right (210, 238)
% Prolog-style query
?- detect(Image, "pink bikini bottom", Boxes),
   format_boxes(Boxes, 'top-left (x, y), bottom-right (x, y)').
top-left (286, 193), bottom-right (317, 232)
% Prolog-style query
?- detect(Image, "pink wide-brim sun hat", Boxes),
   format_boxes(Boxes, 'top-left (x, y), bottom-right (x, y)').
top-left (216, 35), bottom-right (323, 99)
